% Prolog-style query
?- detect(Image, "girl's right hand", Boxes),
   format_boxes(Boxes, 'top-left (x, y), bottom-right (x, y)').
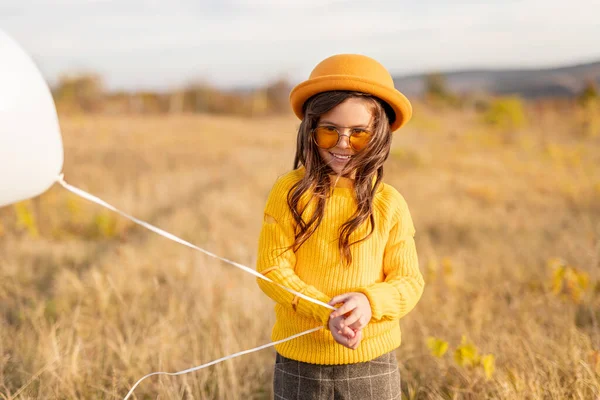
top-left (328, 314), bottom-right (363, 350)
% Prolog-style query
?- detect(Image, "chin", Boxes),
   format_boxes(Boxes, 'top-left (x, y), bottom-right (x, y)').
top-left (329, 166), bottom-right (341, 175)
top-left (329, 164), bottom-right (351, 176)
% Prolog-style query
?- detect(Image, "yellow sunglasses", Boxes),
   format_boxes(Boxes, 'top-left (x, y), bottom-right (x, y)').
top-left (312, 125), bottom-right (372, 152)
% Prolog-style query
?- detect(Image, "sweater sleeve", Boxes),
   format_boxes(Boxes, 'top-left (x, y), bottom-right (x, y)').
top-left (255, 177), bottom-right (332, 327)
top-left (356, 198), bottom-right (424, 321)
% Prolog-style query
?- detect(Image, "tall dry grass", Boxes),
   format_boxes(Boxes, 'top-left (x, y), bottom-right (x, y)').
top-left (0, 103), bottom-right (599, 399)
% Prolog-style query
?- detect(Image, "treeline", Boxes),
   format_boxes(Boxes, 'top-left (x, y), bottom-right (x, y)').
top-left (51, 72), bottom-right (599, 116)
top-left (51, 73), bottom-right (293, 116)
top-left (420, 73), bottom-right (599, 109)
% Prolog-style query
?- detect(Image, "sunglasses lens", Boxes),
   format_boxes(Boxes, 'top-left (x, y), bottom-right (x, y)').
top-left (350, 130), bottom-right (371, 151)
top-left (314, 127), bottom-right (339, 149)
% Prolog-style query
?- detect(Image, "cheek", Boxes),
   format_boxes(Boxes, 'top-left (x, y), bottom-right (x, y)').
top-left (317, 147), bottom-right (330, 161)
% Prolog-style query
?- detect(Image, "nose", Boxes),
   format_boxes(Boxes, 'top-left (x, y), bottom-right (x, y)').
top-left (337, 132), bottom-right (351, 149)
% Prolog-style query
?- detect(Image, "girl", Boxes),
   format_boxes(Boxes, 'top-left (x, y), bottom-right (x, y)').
top-left (256, 54), bottom-right (424, 400)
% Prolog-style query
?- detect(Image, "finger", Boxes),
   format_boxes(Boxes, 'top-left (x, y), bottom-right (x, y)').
top-left (341, 326), bottom-right (355, 338)
top-left (347, 333), bottom-right (361, 350)
top-left (335, 322), bottom-right (355, 339)
top-left (348, 333), bottom-right (359, 345)
top-left (331, 329), bottom-right (350, 346)
top-left (332, 319), bottom-right (346, 333)
top-left (343, 310), bottom-right (362, 327)
top-left (328, 293), bottom-right (352, 306)
top-left (348, 320), bottom-right (362, 332)
top-left (330, 300), bottom-right (357, 319)
top-left (350, 331), bottom-right (363, 349)
top-left (333, 325), bottom-right (357, 346)
top-left (348, 315), bottom-right (367, 331)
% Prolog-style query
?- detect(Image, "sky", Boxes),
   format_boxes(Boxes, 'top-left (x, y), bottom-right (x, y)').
top-left (1, 0), bottom-right (599, 91)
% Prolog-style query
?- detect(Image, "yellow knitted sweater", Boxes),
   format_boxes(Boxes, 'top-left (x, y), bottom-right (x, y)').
top-left (256, 167), bottom-right (424, 365)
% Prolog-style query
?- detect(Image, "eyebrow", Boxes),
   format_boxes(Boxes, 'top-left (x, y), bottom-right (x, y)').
top-left (318, 120), bottom-right (370, 129)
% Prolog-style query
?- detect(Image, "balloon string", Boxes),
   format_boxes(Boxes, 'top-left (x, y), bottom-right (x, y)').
top-left (121, 326), bottom-right (323, 400)
top-left (56, 174), bottom-right (334, 312)
top-left (54, 174), bottom-right (334, 399)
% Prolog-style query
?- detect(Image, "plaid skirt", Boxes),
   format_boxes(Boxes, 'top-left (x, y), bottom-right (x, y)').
top-left (272, 351), bottom-right (401, 400)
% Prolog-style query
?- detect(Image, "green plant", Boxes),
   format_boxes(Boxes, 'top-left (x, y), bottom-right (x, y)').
top-left (483, 96), bottom-right (527, 130)
top-left (14, 200), bottom-right (39, 237)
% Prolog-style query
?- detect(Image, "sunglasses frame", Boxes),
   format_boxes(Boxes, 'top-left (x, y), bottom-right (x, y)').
top-left (311, 125), bottom-right (373, 152)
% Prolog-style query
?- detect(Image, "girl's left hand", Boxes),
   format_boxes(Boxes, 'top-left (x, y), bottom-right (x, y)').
top-left (328, 292), bottom-right (372, 331)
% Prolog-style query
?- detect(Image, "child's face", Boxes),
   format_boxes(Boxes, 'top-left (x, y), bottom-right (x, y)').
top-left (315, 97), bottom-right (373, 176)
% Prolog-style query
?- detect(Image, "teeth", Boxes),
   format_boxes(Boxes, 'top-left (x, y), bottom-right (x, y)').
top-left (330, 153), bottom-right (351, 160)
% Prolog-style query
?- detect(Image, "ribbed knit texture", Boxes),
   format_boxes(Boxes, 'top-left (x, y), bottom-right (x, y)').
top-left (256, 167), bottom-right (424, 365)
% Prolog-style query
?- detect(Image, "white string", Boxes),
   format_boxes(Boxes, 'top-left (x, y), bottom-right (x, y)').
top-left (54, 174), bottom-right (335, 398)
top-left (122, 326), bottom-right (323, 400)
top-left (56, 174), bottom-right (334, 311)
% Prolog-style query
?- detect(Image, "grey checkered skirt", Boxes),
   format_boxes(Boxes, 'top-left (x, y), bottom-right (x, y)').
top-left (272, 351), bottom-right (401, 400)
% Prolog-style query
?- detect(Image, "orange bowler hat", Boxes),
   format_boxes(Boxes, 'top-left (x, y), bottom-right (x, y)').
top-left (289, 54), bottom-right (412, 132)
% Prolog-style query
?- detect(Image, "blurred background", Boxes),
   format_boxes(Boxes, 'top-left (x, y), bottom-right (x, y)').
top-left (1, 1), bottom-right (599, 399)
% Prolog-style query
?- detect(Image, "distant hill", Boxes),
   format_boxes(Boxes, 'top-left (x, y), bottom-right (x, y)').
top-left (393, 60), bottom-right (600, 98)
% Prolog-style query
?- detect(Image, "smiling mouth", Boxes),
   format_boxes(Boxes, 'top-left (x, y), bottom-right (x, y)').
top-left (329, 152), bottom-right (352, 160)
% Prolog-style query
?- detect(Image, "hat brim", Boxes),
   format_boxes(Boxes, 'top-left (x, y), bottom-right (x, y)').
top-left (289, 75), bottom-right (412, 132)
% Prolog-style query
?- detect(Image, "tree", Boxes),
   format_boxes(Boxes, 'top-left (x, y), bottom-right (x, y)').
top-left (53, 73), bottom-right (104, 113)
top-left (424, 72), bottom-right (458, 106)
top-left (577, 80), bottom-right (599, 137)
top-left (265, 78), bottom-right (292, 114)
top-left (578, 80), bottom-right (598, 107)
top-left (483, 96), bottom-right (527, 131)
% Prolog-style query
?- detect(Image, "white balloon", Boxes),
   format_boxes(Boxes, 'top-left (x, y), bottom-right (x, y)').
top-left (0, 29), bottom-right (64, 208)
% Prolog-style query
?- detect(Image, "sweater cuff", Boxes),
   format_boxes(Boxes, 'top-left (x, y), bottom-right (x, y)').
top-left (317, 302), bottom-right (333, 330)
top-left (295, 291), bottom-right (333, 329)
top-left (355, 283), bottom-right (400, 321)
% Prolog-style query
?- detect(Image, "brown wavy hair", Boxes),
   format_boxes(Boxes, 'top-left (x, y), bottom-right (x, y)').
top-left (288, 90), bottom-right (395, 266)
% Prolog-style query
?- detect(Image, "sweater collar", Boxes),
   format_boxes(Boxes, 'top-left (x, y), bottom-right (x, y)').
top-left (297, 166), bottom-right (379, 190)
top-left (329, 174), bottom-right (354, 189)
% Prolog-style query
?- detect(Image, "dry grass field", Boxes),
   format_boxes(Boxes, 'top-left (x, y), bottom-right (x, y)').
top-left (1, 103), bottom-right (599, 399)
